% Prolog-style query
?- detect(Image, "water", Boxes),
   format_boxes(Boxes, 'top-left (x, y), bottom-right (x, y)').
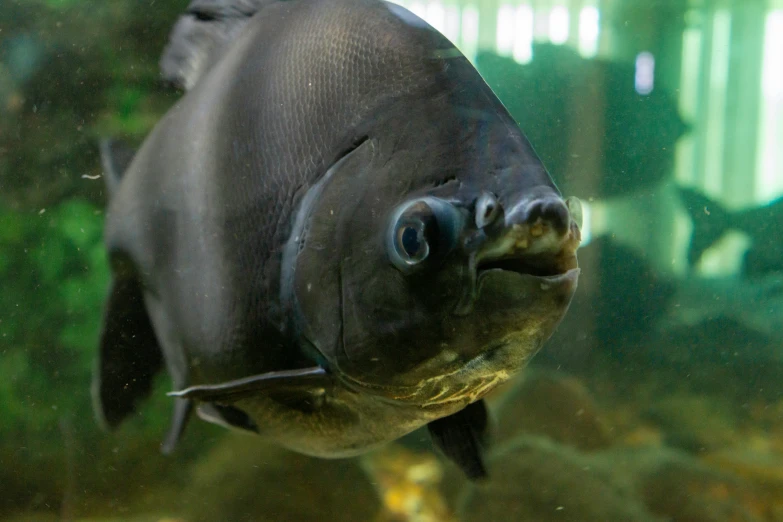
top-left (1, 0), bottom-right (782, 520)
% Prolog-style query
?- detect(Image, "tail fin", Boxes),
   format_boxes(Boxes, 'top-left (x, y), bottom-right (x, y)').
top-left (677, 186), bottom-right (734, 266)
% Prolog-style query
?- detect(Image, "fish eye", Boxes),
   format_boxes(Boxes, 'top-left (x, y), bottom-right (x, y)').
top-left (475, 192), bottom-right (500, 229)
top-left (395, 221), bottom-right (430, 264)
top-left (387, 198), bottom-right (464, 272)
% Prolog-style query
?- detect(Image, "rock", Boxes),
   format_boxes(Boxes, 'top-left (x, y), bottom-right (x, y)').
top-left (181, 433), bottom-right (379, 522)
top-left (456, 437), bottom-right (773, 522)
top-left (457, 436), bottom-right (662, 522)
top-left (491, 370), bottom-right (613, 451)
top-left (632, 450), bottom-right (766, 522)
top-left (703, 448), bottom-right (783, 517)
top-left (360, 444), bottom-right (456, 522)
top-left (596, 445), bottom-right (768, 522)
top-left (643, 394), bottom-right (739, 452)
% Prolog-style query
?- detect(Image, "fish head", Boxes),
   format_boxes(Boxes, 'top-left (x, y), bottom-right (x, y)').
top-left (288, 69), bottom-right (581, 411)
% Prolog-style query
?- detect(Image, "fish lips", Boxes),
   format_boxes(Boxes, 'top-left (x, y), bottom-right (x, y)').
top-left (454, 242), bottom-right (580, 317)
top-left (474, 265), bottom-right (580, 315)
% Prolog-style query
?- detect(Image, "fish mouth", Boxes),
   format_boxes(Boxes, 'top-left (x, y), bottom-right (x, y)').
top-left (475, 244), bottom-right (579, 284)
top-left (478, 201), bottom-right (581, 276)
top-left (454, 197), bottom-right (581, 315)
top-left (478, 254), bottom-right (574, 279)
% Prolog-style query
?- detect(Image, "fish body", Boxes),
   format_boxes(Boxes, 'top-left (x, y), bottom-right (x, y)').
top-left (678, 187), bottom-right (783, 276)
top-left (476, 45), bottom-right (689, 199)
top-left (94, 0), bottom-right (581, 478)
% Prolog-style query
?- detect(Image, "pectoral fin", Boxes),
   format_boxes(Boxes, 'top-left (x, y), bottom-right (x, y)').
top-left (427, 399), bottom-right (489, 480)
top-left (167, 366), bottom-right (328, 403)
top-left (161, 398), bottom-right (193, 455)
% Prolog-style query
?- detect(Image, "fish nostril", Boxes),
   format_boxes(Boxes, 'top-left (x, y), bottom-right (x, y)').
top-left (526, 198), bottom-right (570, 234)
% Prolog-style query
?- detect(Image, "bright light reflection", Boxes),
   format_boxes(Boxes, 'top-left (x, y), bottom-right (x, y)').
top-left (408, 2), bottom-right (426, 20)
top-left (578, 6), bottom-right (600, 57)
top-left (513, 5), bottom-right (534, 63)
top-left (549, 6), bottom-right (569, 45)
top-left (460, 6), bottom-right (479, 62)
top-left (635, 51), bottom-right (655, 94)
top-left (703, 9), bottom-right (731, 197)
top-left (580, 200), bottom-right (593, 246)
top-left (443, 6), bottom-right (461, 44)
top-left (673, 25), bottom-right (702, 187)
top-left (425, 2), bottom-right (445, 33)
top-left (496, 5), bottom-right (516, 55)
top-left (756, 10), bottom-right (783, 201)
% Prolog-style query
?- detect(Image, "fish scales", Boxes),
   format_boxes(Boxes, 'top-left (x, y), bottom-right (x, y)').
top-left (94, 0), bottom-right (582, 479)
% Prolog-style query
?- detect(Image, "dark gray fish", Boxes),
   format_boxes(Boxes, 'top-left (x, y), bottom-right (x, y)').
top-left (678, 187), bottom-right (783, 277)
top-left (476, 45), bottom-right (689, 199)
top-left (92, 0), bottom-right (582, 479)
top-left (659, 271), bottom-right (783, 344)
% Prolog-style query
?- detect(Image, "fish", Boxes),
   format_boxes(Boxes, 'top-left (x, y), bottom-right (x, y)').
top-left (570, 237), bottom-right (783, 364)
top-left (475, 45), bottom-right (689, 199)
top-left (678, 186), bottom-right (783, 276)
top-left (658, 271), bottom-right (783, 347)
top-left (92, 0), bottom-right (582, 480)
top-left (580, 237), bottom-right (675, 354)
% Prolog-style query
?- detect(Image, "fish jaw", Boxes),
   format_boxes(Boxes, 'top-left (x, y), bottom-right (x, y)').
top-left (454, 193), bottom-right (581, 316)
top-left (336, 265), bottom-right (579, 409)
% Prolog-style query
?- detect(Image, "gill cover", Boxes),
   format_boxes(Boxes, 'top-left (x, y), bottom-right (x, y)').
top-left (282, 138), bottom-right (380, 366)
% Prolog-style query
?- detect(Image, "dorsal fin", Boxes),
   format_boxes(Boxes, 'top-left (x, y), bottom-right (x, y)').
top-left (99, 138), bottom-right (136, 198)
top-left (160, 0), bottom-right (276, 90)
